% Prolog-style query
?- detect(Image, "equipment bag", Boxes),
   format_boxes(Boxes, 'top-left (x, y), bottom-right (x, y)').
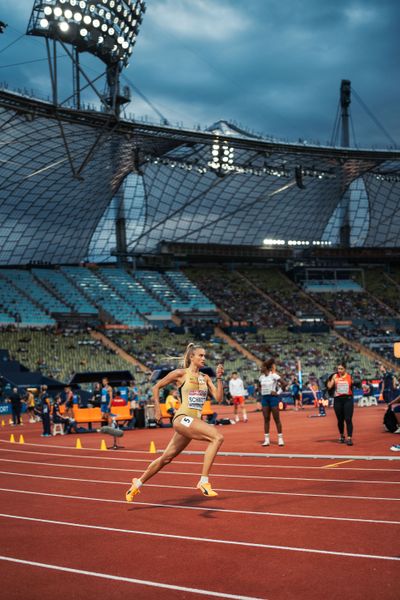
top-left (383, 407), bottom-right (398, 433)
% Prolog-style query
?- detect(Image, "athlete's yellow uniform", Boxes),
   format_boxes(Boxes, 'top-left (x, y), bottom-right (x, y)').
top-left (174, 369), bottom-right (208, 421)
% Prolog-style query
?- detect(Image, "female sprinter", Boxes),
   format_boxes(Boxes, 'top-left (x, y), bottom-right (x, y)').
top-left (125, 343), bottom-right (224, 501)
top-left (259, 357), bottom-right (287, 447)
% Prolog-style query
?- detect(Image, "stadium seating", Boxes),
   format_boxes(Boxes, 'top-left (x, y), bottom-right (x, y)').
top-left (0, 330), bottom-right (147, 385)
top-left (164, 270), bottom-right (216, 312)
top-left (32, 268), bottom-right (98, 315)
top-left (97, 267), bottom-right (170, 321)
top-left (61, 266), bottom-right (147, 327)
top-left (0, 271), bottom-right (55, 327)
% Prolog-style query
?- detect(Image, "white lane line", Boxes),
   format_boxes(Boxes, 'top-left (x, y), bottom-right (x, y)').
top-left (1, 446), bottom-right (399, 474)
top-left (1, 471), bottom-right (399, 502)
top-left (0, 555), bottom-right (265, 600)
top-left (0, 457), bottom-right (398, 486)
top-left (1, 513), bottom-right (399, 562)
top-left (2, 439), bottom-right (399, 462)
top-left (0, 486), bottom-right (399, 526)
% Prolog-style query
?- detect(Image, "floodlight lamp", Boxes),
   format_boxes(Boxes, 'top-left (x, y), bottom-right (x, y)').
top-left (27, 0), bottom-right (147, 67)
top-left (80, 27), bottom-right (88, 36)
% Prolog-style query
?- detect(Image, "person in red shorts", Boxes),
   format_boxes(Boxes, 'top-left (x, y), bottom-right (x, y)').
top-left (229, 372), bottom-right (248, 423)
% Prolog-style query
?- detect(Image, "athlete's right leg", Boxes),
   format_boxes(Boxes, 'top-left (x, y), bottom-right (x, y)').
top-left (333, 398), bottom-right (345, 440)
top-left (126, 432), bottom-right (190, 502)
top-left (261, 405), bottom-right (271, 446)
top-left (139, 432), bottom-right (191, 484)
top-left (262, 405), bottom-right (271, 433)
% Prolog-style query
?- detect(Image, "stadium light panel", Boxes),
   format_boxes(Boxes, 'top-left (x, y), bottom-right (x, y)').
top-left (27, 0), bottom-right (146, 67)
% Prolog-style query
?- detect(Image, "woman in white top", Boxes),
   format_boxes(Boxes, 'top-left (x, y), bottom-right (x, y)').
top-left (259, 358), bottom-right (286, 447)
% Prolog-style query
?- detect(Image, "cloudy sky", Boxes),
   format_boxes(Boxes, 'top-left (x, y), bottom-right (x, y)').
top-left (0, 0), bottom-right (399, 148)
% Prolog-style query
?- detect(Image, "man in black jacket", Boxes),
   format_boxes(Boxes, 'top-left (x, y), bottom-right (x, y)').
top-left (6, 387), bottom-right (23, 426)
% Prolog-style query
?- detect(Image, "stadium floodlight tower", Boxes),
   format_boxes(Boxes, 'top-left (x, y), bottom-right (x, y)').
top-left (27, 0), bottom-right (146, 115)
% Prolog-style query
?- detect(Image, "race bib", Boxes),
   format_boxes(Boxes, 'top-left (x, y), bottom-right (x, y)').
top-left (336, 380), bottom-right (350, 395)
top-left (181, 416), bottom-right (194, 428)
top-left (188, 390), bottom-right (207, 410)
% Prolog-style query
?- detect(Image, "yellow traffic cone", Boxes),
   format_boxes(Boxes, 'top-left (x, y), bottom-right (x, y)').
top-left (10, 433), bottom-right (15, 443)
top-left (149, 440), bottom-right (156, 454)
top-left (1, 419), bottom-right (5, 427)
top-left (75, 438), bottom-right (82, 449)
top-left (100, 439), bottom-right (107, 451)
top-left (19, 434), bottom-right (25, 444)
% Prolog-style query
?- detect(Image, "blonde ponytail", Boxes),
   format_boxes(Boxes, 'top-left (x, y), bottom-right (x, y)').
top-left (183, 342), bottom-right (203, 368)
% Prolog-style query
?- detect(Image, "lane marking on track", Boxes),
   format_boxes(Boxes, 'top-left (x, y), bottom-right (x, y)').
top-left (1, 472), bottom-right (400, 502)
top-left (0, 458), bottom-right (398, 485)
top-left (0, 555), bottom-right (266, 600)
top-left (323, 460), bottom-right (354, 469)
top-left (1, 513), bottom-right (399, 561)
top-left (1, 439), bottom-right (399, 462)
top-left (182, 450), bottom-right (400, 461)
top-left (0, 446), bottom-right (399, 473)
top-left (0, 487), bottom-right (399, 525)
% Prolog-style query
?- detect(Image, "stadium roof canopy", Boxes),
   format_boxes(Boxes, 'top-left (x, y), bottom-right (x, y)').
top-left (0, 89), bottom-right (399, 265)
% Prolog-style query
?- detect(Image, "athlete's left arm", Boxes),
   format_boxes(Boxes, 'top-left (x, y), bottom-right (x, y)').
top-left (206, 364), bottom-right (224, 403)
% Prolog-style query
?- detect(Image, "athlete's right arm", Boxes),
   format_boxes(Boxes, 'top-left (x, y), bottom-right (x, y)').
top-left (326, 375), bottom-right (337, 390)
top-left (152, 369), bottom-right (185, 421)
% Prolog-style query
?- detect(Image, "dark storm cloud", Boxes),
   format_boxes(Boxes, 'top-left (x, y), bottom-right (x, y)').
top-left (0, 0), bottom-right (399, 147)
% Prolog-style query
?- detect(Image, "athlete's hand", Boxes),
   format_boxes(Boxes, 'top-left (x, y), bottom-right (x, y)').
top-left (216, 364), bottom-right (224, 379)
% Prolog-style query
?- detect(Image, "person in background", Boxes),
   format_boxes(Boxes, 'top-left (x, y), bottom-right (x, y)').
top-left (259, 358), bottom-right (287, 447)
top-left (90, 382), bottom-right (102, 408)
top-left (39, 385), bottom-right (51, 437)
top-left (118, 381), bottom-right (129, 404)
top-left (63, 386), bottom-right (74, 418)
top-left (229, 372), bottom-right (248, 423)
top-left (128, 380), bottom-right (139, 411)
top-left (380, 366), bottom-right (398, 404)
top-left (53, 395), bottom-right (78, 434)
top-left (25, 389), bottom-right (36, 423)
top-left (327, 362), bottom-right (354, 446)
top-left (6, 387), bottom-right (23, 426)
top-left (101, 377), bottom-right (113, 425)
top-left (291, 377), bottom-right (302, 411)
top-left (164, 388), bottom-right (180, 422)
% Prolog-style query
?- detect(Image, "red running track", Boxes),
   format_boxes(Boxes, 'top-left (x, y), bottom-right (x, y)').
top-left (0, 404), bottom-right (399, 599)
